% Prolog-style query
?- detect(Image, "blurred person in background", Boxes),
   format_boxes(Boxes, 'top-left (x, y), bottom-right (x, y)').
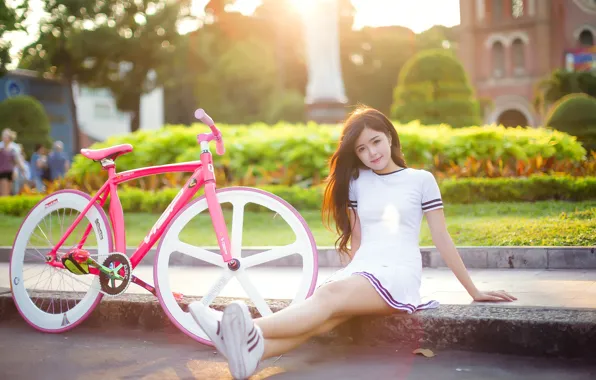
top-left (12, 144), bottom-right (31, 195)
top-left (0, 129), bottom-right (25, 196)
top-left (30, 144), bottom-right (48, 193)
top-left (48, 141), bottom-right (70, 181)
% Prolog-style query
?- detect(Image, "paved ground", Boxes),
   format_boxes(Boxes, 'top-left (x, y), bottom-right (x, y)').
top-left (0, 320), bottom-right (594, 380)
top-left (2, 264), bottom-right (596, 308)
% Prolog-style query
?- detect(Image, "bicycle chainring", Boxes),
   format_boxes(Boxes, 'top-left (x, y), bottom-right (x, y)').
top-left (99, 253), bottom-right (132, 296)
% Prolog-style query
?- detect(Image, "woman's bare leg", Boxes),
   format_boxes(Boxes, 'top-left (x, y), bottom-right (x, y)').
top-left (254, 275), bottom-right (394, 340)
top-left (261, 316), bottom-right (350, 360)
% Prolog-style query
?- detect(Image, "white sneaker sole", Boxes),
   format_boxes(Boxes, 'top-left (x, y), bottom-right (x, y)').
top-left (223, 302), bottom-right (252, 379)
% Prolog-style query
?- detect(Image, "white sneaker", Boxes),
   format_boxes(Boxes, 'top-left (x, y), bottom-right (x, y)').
top-left (222, 301), bottom-right (265, 379)
top-left (188, 302), bottom-right (227, 359)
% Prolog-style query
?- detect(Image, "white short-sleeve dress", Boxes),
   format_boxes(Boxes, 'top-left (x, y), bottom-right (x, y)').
top-left (322, 167), bottom-right (443, 314)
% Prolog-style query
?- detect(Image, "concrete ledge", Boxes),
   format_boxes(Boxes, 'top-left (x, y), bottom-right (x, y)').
top-left (2, 246), bottom-right (595, 269)
top-left (1, 292), bottom-right (595, 359)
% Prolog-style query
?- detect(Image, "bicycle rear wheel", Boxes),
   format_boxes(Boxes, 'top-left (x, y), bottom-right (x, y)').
top-left (154, 187), bottom-right (318, 345)
top-left (9, 190), bottom-right (113, 332)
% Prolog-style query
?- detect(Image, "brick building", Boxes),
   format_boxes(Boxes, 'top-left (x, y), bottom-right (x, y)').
top-left (457, 0), bottom-right (596, 127)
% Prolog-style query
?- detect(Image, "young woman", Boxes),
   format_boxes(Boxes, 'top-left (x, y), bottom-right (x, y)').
top-left (189, 106), bottom-right (516, 379)
top-left (0, 129), bottom-right (25, 197)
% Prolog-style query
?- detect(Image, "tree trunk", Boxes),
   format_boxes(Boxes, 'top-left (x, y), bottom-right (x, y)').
top-left (65, 67), bottom-right (81, 154)
top-left (129, 94), bottom-right (141, 132)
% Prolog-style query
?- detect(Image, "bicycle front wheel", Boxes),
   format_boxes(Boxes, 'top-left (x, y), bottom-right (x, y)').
top-left (154, 186), bottom-right (318, 345)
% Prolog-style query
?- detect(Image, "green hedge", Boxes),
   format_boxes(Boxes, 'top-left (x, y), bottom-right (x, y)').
top-left (2, 176), bottom-right (595, 216)
top-left (67, 122), bottom-right (588, 186)
top-left (0, 95), bottom-right (53, 157)
top-left (544, 93), bottom-right (596, 153)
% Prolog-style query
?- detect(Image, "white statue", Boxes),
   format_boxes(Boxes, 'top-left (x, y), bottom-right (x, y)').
top-left (302, 0), bottom-right (347, 121)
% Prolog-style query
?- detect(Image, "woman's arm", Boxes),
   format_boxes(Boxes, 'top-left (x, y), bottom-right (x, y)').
top-left (425, 208), bottom-right (517, 302)
top-left (347, 209), bottom-right (361, 263)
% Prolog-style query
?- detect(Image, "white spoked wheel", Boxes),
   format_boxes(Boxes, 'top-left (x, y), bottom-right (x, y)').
top-left (154, 187), bottom-right (318, 345)
top-left (9, 190), bottom-right (113, 332)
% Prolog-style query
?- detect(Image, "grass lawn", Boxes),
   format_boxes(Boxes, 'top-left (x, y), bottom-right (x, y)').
top-left (0, 201), bottom-right (594, 247)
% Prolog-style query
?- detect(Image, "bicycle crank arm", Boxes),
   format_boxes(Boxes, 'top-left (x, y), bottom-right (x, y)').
top-left (86, 259), bottom-right (125, 280)
top-left (131, 275), bottom-right (157, 296)
top-left (129, 276), bottom-right (184, 301)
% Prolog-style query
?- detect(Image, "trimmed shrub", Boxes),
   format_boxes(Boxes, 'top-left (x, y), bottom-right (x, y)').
top-left (544, 93), bottom-right (596, 153)
top-left (0, 95), bottom-right (52, 157)
top-left (66, 122), bottom-right (588, 191)
top-left (3, 176), bottom-right (596, 216)
top-left (391, 49), bottom-right (482, 128)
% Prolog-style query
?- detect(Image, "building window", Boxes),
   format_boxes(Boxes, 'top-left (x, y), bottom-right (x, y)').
top-left (512, 0), bottom-right (524, 18)
top-left (579, 29), bottom-right (595, 46)
top-left (492, 41), bottom-right (505, 78)
top-left (511, 38), bottom-right (526, 75)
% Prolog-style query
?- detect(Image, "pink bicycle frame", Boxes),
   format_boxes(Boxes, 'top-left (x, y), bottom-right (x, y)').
top-left (45, 134), bottom-right (232, 296)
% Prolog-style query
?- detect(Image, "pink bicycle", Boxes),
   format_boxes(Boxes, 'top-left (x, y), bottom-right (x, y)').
top-left (9, 109), bottom-right (318, 345)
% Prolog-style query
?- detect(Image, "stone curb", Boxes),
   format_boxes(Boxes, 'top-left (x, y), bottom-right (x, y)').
top-left (1, 246), bottom-right (595, 269)
top-left (1, 292), bottom-right (595, 359)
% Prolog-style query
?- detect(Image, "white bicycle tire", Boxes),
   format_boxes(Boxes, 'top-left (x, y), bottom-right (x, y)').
top-left (9, 190), bottom-right (113, 332)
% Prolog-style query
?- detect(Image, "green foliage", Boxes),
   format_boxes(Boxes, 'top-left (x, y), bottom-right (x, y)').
top-left (415, 25), bottom-right (459, 51)
top-left (19, 0), bottom-right (192, 133)
top-left (544, 93), bottom-right (596, 152)
top-left (66, 121), bottom-right (587, 189)
top-left (534, 69), bottom-right (596, 114)
top-left (92, 0), bottom-right (193, 132)
top-left (0, 95), bottom-right (52, 156)
top-left (3, 176), bottom-right (596, 216)
top-left (195, 37), bottom-right (279, 124)
top-left (439, 175), bottom-right (596, 203)
top-left (342, 25), bottom-right (416, 116)
top-left (391, 49), bottom-right (482, 128)
top-left (0, 0), bottom-right (29, 76)
top-left (264, 89), bottom-right (305, 124)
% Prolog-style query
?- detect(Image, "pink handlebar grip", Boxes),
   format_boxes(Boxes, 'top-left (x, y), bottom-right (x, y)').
top-left (195, 108), bottom-right (215, 126)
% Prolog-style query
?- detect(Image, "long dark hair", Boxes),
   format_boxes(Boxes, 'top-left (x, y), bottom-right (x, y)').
top-left (322, 106), bottom-right (407, 258)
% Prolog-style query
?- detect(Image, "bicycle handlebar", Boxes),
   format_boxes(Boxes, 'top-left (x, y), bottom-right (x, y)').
top-left (194, 108), bottom-right (225, 155)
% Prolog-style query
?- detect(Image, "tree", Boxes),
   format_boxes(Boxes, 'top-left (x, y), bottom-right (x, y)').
top-left (0, 95), bottom-right (52, 156)
top-left (391, 49), bottom-right (482, 128)
top-left (415, 25), bottom-right (459, 52)
top-left (534, 69), bottom-right (596, 116)
top-left (544, 93), bottom-right (596, 153)
top-left (195, 36), bottom-right (279, 124)
top-left (20, 0), bottom-right (193, 134)
top-left (253, 0), bottom-right (307, 95)
top-left (342, 25), bottom-right (416, 115)
top-left (87, 0), bottom-right (193, 132)
top-left (0, 0), bottom-right (30, 76)
top-left (18, 0), bottom-right (111, 152)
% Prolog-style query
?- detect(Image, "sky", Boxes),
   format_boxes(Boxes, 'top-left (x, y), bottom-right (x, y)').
top-left (5, 0), bottom-right (461, 69)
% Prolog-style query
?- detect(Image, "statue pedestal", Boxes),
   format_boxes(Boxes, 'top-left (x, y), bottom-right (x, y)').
top-left (306, 100), bottom-right (347, 124)
top-left (302, 0), bottom-right (347, 124)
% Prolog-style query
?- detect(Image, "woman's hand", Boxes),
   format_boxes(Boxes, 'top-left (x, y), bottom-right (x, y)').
top-left (472, 290), bottom-right (517, 302)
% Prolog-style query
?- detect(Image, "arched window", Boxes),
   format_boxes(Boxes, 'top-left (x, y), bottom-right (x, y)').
top-left (579, 29), bottom-right (595, 46)
top-left (511, 38), bottom-right (525, 74)
top-left (492, 41), bottom-right (505, 78)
